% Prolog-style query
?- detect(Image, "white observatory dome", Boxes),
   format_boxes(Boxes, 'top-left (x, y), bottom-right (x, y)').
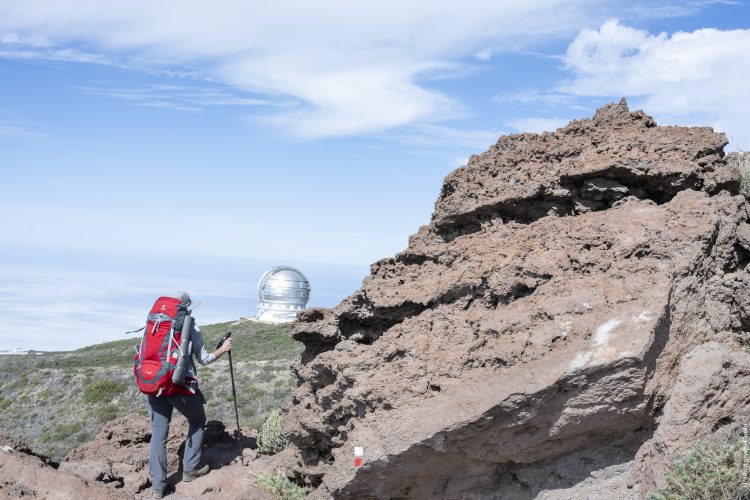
top-left (257, 266), bottom-right (311, 323)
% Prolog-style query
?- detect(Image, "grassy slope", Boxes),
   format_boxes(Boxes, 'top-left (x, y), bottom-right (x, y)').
top-left (0, 319), bottom-right (302, 461)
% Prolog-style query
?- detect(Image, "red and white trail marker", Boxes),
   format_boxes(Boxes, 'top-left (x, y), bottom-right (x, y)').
top-left (354, 447), bottom-right (364, 468)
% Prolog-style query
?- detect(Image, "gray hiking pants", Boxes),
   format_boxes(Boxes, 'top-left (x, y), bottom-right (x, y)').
top-left (147, 391), bottom-right (206, 492)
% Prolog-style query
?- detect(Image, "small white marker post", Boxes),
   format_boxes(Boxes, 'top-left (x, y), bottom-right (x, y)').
top-left (354, 446), bottom-right (364, 468)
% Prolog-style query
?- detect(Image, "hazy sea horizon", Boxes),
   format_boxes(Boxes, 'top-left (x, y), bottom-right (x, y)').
top-left (0, 249), bottom-right (369, 351)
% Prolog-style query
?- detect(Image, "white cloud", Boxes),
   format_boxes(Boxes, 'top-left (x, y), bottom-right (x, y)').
top-left (78, 83), bottom-right (291, 112)
top-left (622, 0), bottom-right (742, 20)
top-left (0, 46), bottom-right (115, 65)
top-left (491, 89), bottom-right (584, 109)
top-left (391, 124), bottom-right (501, 150)
top-left (561, 20), bottom-right (750, 148)
top-left (0, 31), bottom-right (49, 47)
top-left (0, 120), bottom-right (44, 140)
top-left (0, 0), bottom-right (624, 138)
top-left (474, 49), bottom-right (493, 61)
top-left (508, 117), bottom-right (570, 133)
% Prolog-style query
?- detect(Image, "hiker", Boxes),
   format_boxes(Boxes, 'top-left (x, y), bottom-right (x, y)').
top-left (136, 291), bottom-right (233, 499)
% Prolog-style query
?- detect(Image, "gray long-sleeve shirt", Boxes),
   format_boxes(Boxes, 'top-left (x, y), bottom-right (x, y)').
top-left (184, 324), bottom-right (215, 380)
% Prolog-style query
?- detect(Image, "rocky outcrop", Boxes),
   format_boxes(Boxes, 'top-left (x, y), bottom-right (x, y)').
top-left (61, 414), bottom-right (173, 494)
top-left (284, 100), bottom-right (750, 498)
top-left (0, 436), bottom-right (126, 499)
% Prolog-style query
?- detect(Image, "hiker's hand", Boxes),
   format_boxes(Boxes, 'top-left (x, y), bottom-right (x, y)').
top-left (221, 337), bottom-right (233, 353)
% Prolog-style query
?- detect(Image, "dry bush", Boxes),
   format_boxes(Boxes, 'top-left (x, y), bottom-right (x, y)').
top-left (647, 430), bottom-right (750, 500)
top-left (736, 151), bottom-right (750, 198)
top-left (257, 470), bottom-right (305, 500)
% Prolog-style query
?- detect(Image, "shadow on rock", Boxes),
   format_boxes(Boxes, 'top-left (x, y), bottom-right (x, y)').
top-left (61, 414), bottom-right (259, 496)
top-left (174, 420), bottom-right (258, 478)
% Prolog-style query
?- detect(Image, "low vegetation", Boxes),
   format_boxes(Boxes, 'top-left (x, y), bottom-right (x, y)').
top-left (258, 408), bottom-right (287, 455)
top-left (0, 319), bottom-right (301, 460)
top-left (257, 471), bottom-right (306, 500)
top-left (82, 380), bottom-right (126, 404)
top-left (647, 434), bottom-right (750, 500)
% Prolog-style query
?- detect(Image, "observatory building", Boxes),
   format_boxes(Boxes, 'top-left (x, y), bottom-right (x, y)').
top-left (256, 266), bottom-right (311, 323)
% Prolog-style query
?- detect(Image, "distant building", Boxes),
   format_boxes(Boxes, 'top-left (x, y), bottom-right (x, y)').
top-left (256, 266), bottom-right (311, 323)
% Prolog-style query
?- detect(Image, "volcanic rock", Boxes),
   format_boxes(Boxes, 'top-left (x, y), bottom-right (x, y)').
top-left (629, 341), bottom-right (750, 491)
top-left (52, 413), bottom-right (273, 499)
top-left (0, 437), bottom-right (125, 499)
top-left (61, 414), bottom-right (164, 494)
top-left (284, 100), bottom-right (750, 499)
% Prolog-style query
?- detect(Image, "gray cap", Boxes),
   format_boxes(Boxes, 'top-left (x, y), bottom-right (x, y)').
top-left (170, 291), bottom-right (201, 311)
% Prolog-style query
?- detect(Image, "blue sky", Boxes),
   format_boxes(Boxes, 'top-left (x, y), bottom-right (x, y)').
top-left (1, 0), bottom-right (749, 350)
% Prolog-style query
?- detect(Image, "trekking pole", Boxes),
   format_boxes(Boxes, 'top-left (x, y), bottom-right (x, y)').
top-left (217, 332), bottom-right (241, 438)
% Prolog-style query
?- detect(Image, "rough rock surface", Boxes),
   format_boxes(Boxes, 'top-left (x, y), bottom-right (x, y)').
top-left (61, 414), bottom-right (157, 494)
top-left (630, 341), bottom-right (750, 492)
top-left (284, 100), bottom-right (750, 499)
top-left (61, 414), bottom-right (269, 498)
top-left (0, 436), bottom-right (125, 499)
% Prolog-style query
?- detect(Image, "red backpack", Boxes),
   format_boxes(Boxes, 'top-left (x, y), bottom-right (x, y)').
top-left (134, 296), bottom-right (195, 398)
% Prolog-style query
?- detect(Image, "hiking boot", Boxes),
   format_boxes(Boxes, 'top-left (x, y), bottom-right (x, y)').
top-left (183, 464), bottom-right (209, 482)
top-left (154, 484), bottom-right (174, 498)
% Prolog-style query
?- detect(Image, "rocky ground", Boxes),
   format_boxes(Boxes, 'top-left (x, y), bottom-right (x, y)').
top-left (283, 100), bottom-right (750, 498)
top-left (0, 415), bottom-right (280, 499)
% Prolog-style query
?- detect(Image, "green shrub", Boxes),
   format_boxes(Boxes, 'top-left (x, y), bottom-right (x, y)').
top-left (241, 406), bottom-right (256, 418)
top-left (98, 404), bottom-right (118, 423)
top-left (258, 409), bottom-right (287, 455)
top-left (83, 380), bottom-right (125, 404)
top-left (257, 471), bottom-right (305, 500)
top-left (47, 421), bottom-right (83, 442)
top-left (647, 437), bottom-right (750, 500)
top-left (73, 430), bottom-right (92, 446)
top-left (8, 375), bottom-right (28, 390)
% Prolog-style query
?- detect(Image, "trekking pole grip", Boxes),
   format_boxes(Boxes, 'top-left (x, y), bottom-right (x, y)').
top-left (216, 331), bottom-right (232, 350)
